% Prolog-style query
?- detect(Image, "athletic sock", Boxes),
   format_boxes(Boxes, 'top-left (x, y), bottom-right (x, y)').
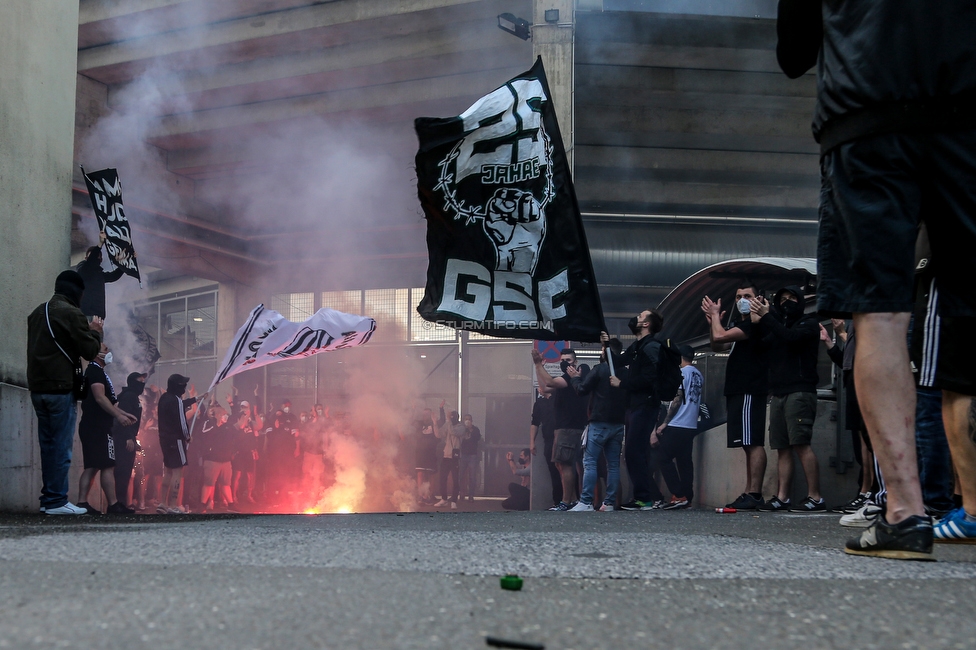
top-left (748, 492), bottom-right (762, 500)
top-left (964, 511), bottom-right (976, 524)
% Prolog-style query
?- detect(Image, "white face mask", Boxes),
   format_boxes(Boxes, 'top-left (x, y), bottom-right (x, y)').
top-left (737, 298), bottom-right (751, 315)
top-left (103, 352), bottom-right (114, 365)
top-left (283, 407), bottom-right (290, 413)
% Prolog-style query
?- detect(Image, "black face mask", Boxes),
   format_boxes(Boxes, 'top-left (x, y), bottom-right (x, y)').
top-left (781, 300), bottom-right (802, 319)
top-left (627, 316), bottom-right (641, 335)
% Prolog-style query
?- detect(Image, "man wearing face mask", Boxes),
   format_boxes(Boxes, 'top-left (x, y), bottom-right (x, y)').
top-left (157, 373), bottom-right (208, 514)
top-left (75, 245), bottom-right (125, 321)
top-left (77, 343), bottom-right (138, 514)
top-left (502, 449), bottom-right (532, 511)
top-left (702, 282), bottom-right (769, 510)
top-left (608, 310), bottom-right (668, 511)
top-left (752, 286), bottom-right (824, 512)
top-left (113, 372), bottom-right (147, 509)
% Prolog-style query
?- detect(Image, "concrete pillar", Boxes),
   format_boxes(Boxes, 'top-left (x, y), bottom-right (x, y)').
top-left (0, 2), bottom-right (81, 512)
top-left (213, 281), bottom-right (239, 405)
top-left (532, 0), bottom-right (576, 171)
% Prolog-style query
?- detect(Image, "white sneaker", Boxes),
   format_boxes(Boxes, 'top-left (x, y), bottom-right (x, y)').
top-left (569, 502), bottom-right (594, 512)
top-left (433, 499), bottom-right (449, 507)
top-left (840, 503), bottom-right (881, 528)
top-left (45, 502), bottom-right (87, 516)
top-left (450, 502), bottom-right (458, 510)
top-left (599, 504), bottom-right (615, 512)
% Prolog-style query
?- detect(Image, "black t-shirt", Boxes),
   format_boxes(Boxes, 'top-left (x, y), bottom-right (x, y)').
top-left (531, 396), bottom-right (555, 441)
top-left (79, 362), bottom-right (115, 433)
top-left (552, 366), bottom-right (589, 430)
top-left (724, 319), bottom-right (768, 396)
top-left (204, 423), bottom-right (239, 463)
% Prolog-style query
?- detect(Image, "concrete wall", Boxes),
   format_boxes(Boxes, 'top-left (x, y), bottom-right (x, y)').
top-left (0, 2), bottom-right (81, 511)
top-left (694, 399), bottom-right (859, 508)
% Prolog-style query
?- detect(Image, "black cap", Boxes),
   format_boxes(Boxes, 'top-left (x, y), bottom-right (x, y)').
top-left (678, 345), bottom-right (695, 361)
top-left (166, 374), bottom-right (190, 392)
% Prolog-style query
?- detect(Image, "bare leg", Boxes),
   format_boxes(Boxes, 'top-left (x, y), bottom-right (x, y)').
top-left (99, 469), bottom-right (118, 506)
top-left (776, 449), bottom-right (793, 501)
top-left (78, 468), bottom-right (98, 504)
top-left (853, 313), bottom-right (924, 523)
top-left (232, 471), bottom-right (242, 503)
top-left (795, 444), bottom-right (821, 500)
top-left (942, 391), bottom-right (976, 515)
top-left (744, 445), bottom-right (767, 494)
top-left (161, 469), bottom-right (173, 507)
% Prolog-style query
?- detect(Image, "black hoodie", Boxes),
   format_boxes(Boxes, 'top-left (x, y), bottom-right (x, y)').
top-left (113, 373), bottom-right (146, 441)
top-left (758, 286), bottom-right (820, 396)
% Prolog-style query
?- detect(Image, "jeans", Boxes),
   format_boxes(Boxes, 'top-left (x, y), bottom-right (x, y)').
top-left (31, 392), bottom-right (77, 509)
top-left (625, 402), bottom-right (663, 503)
top-left (439, 456), bottom-right (460, 502)
top-left (581, 422), bottom-right (624, 506)
top-left (460, 454), bottom-right (479, 498)
top-left (649, 426), bottom-right (696, 501)
top-left (915, 387), bottom-right (955, 512)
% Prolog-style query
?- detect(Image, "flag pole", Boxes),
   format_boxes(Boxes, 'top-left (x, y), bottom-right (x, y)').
top-left (188, 392), bottom-right (211, 442)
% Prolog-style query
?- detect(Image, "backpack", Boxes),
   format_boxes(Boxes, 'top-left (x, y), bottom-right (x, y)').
top-left (643, 337), bottom-right (683, 403)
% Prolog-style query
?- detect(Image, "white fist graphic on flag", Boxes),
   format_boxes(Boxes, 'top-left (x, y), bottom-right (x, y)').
top-left (483, 188), bottom-right (546, 274)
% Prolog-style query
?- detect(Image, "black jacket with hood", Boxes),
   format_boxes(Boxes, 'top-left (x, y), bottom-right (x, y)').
top-left (26, 272), bottom-right (102, 394)
top-left (113, 373), bottom-right (146, 441)
top-left (758, 286), bottom-right (820, 396)
top-left (777, 1), bottom-right (976, 154)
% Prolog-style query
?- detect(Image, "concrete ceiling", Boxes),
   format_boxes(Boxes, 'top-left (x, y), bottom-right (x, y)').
top-left (72, 0), bottom-right (534, 285)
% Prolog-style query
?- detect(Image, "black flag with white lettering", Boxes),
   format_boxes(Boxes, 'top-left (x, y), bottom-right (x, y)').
top-left (81, 167), bottom-right (141, 284)
top-left (414, 57), bottom-right (604, 341)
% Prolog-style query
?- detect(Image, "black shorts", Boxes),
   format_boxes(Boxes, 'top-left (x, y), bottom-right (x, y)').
top-left (79, 426), bottom-right (115, 470)
top-left (161, 438), bottom-right (188, 469)
top-left (818, 130), bottom-right (976, 319)
top-left (726, 393), bottom-right (766, 448)
top-left (919, 310), bottom-right (976, 396)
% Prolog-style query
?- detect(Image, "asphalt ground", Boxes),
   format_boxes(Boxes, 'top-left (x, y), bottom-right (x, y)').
top-left (1, 509), bottom-right (975, 649)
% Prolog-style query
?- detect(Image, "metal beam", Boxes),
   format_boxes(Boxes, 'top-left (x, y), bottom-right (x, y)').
top-left (78, 0), bottom-right (485, 72)
top-left (145, 66), bottom-right (524, 142)
top-left (105, 19), bottom-right (524, 111)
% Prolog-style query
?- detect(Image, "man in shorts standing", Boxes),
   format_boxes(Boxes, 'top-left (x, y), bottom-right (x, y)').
top-left (157, 374), bottom-right (206, 514)
top-left (777, 0), bottom-right (976, 558)
top-left (702, 283), bottom-right (769, 510)
top-left (532, 348), bottom-right (589, 511)
top-left (76, 343), bottom-right (137, 514)
top-left (753, 287), bottom-right (824, 512)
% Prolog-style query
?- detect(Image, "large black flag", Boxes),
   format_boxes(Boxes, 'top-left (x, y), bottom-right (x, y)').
top-left (81, 167), bottom-right (141, 284)
top-left (414, 57), bottom-right (604, 341)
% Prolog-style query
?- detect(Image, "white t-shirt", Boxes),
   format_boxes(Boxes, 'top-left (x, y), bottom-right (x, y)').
top-left (669, 365), bottom-right (703, 430)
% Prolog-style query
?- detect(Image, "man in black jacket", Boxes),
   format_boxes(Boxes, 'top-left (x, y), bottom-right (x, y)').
top-left (113, 372), bottom-right (147, 508)
top-left (752, 287), bottom-right (824, 513)
top-left (157, 373), bottom-right (207, 514)
top-left (608, 310), bottom-right (668, 511)
top-left (27, 271), bottom-right (104, 515)
top-left (776, 0), bottom-right (976, 558)
top-left (569, 339), bottom-right (628, 511)
top-left (75, 246), bottom-right (125, 320)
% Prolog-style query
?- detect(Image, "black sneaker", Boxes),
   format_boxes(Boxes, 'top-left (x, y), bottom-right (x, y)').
top-left (619, 500), bottom-right (646, 511)
top-left (107, 502), bottom-right (135, 515)
top-left (832, 492), bottom-right (872, 514)
top-left (76, 502), bottom-right (101, 516)
top-left (759, 496), bottom-right (791, 512)
top-left (789, 496), bottom-right (827, 513)
top-left (726, 493), bottom-right (764, 510)
top-left (845, 514), bottom-right (935, 561)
